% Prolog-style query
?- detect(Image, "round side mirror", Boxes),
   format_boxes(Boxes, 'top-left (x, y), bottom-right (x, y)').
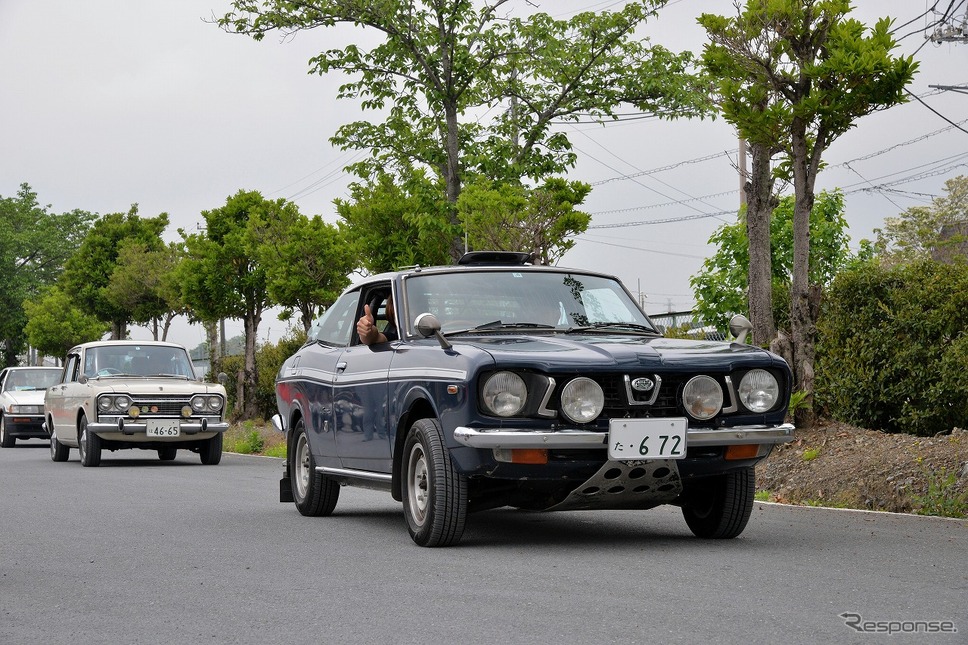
top-left (414, 312), bottom-right (442, 338)
top-left (217, 371), bottom-right (228, 385)
top-left (728, 314), bottom-right (753, 344)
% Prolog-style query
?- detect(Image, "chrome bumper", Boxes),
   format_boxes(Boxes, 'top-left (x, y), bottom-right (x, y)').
top-left (88, 419), bottom-right (230, 436)
top-left (454, 423), bottom-right (795, 450)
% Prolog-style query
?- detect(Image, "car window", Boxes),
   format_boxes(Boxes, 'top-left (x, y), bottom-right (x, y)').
top-left (2, 369), bottom-right (62, 391)
top-left (403, 270), bottom-right (656, 333)
top-left (310, 291), bottom-right (359, 347)
top-left (65, 355), bottom-right (80, 383)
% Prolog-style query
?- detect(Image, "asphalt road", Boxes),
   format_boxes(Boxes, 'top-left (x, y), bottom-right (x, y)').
top-left (1, 439), bottom-right (965, 645)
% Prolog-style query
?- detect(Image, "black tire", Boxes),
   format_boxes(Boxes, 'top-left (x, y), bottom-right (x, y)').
top-left (158, 447), bottom-right (177, 461)
top-left (0, 415), bottom-right (15, 448)
top-left (402, 418), bottom-right (467, 547)
top-left (289, 418), bottom-right (339, 516)
top-left (199, 433), bottom-right (223, 465)
top-left (682, 467), bottom-right (755, 539)
top-left (77, 415), bottom-right (101, 467)
top-left (49, 422), bottom-right (69, 462)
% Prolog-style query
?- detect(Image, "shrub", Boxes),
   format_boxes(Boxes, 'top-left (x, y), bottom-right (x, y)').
top-left (218, 326), bottom-right (308, 420)
top-left (816, 259), bottom-right (968, 436)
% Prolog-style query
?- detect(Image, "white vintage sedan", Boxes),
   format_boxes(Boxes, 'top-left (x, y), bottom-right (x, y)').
top-left (0, 366), bottom-right (63, 447)
top-left (44, 340), bottom-right (229, 467)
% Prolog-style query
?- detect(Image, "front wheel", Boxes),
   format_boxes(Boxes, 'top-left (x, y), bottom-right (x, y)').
top-left (402, 418), bottom-right (467, 547)
top-left (682, 467), bottom-right (755, 539)
top-left (289, 418), bottom-right (339, 516)
top-left (198, 433), bottom-right (223, 465)
top-left (49, 422), bottom-right (69, 462)
top-left (0, 415), bottom-right (15, 448)
top-left (77, 416), bottom-right (101, 467)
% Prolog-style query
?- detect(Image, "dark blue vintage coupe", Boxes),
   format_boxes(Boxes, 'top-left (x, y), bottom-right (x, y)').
top-left (273, 252), bottom-right (794, 546)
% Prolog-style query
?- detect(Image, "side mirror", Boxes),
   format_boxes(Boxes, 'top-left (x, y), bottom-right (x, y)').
top-left (728, 314), bottom-right (753, 345)
top-left (217, 371), bottom-right (228, 385)
top-left (414, 313), bottom-right (452, 350)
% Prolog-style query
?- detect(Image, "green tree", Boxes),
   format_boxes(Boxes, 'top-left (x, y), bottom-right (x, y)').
top-left (254, 208), bottom-right (356, 331)
top-left (104, 241), bottom-right (187, 341)
top-left (0, 183), bottom-right (95, 365)
top-left (178, 190), bottom-right (275, 419)
top-left (458, 178), bottom-right (591, 265)
top-left (60, 206), bottom-right (169, 340)
top-left (220, 0), bottom-right (709, 261)
top-left (24, 286), bottom-right (107, 360)
top-left (699, 0), bottom-right (917, 425)
top-left (691, 191), bottom-right (851, 334)
top-left (871, 175), bottom-right (968, 265)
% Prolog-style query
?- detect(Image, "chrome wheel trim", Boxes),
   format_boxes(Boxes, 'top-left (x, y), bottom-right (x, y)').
top-left (407, 443), bottom-right (429, 526)
top-left (295, 433), bottom-right (310, 501)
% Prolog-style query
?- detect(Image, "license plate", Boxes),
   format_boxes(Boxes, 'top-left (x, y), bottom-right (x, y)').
top-left (608, 418), bottom-right (687, 460)
top-left (146, 419), bottom-right (180, 437)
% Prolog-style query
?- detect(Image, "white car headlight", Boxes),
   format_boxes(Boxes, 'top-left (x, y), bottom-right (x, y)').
top-left (10, 405), bottom-right (42, 414)
top-left (481, 372), bottom-right (527, 417)
top-left (559, 377), bottom-right (604, 424)
top-left (738, 369), bottom-right (780, 413)
top-left (682, 375), bottom-right (723, 420)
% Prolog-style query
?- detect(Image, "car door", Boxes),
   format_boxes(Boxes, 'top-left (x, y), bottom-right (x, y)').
top-left (288, 290), bottom-right (359, 469)
top-left (47, 351), bottom-right (81, 444)
top-left (333, 284), bottom-right (395, 473)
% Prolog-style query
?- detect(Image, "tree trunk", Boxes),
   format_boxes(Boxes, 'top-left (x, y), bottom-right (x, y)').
top-left (444, 100), bottom-right (464, 262)
top-left (790, 121), bottom-right (817, 428)
top-left (241, 308), bottom-right (262, 420)
top-left (746, 140), bottom-right (778, 347)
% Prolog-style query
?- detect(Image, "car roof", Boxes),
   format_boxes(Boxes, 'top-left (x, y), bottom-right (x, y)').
top-left (69, 340), bottom-right (188, 353)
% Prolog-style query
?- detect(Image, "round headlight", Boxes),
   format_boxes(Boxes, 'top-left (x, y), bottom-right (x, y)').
top-left (98, 397), bottom-right (113, 411)
top-left (481, 371), bottom-right (527, 417)
top-left (738, 369), bottom-right (780, 412)
top-left (191, 396), bottom-right (206, 412)
top-left (559, 377), bottom-right (605, 424)
top-left (114, 395), bottom-right (131, 410)
top-left (682, 375), bottom-right (723, 420)
top-left (207, 396), bottom-right (223, 411)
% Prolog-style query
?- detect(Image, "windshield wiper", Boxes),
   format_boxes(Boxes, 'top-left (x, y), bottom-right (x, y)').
top-left (442, 321), bottom-right (556, 336)
top-left (564, 322), bottom-right (656, 334)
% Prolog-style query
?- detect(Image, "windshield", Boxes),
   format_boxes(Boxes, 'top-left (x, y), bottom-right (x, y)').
top-left (403, 270), bottom-right (657, 335)
top-left (83, 346), bottom-right (196, 378)
top-left (3, 368), bottom-right (62, 391)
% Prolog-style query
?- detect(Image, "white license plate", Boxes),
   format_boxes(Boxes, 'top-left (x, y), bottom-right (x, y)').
top-left (608, 418), bottom-right (687, 460)
top-left (146, 419), bottom-right (180, 437)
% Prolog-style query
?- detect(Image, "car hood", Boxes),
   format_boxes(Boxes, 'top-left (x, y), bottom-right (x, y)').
top-left (2, 390), bottom-right (47, 406)
top-left (455, 333), bottom-right (786, 372)
top-left (84, 377), bottom-right (226, 395)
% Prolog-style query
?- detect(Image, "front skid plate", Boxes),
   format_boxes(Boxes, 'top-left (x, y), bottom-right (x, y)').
top-left (547, 459), bottom-right (682, 511)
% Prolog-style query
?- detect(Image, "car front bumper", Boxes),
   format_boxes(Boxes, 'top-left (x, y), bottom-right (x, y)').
top-left (4, 414), bottom-right (47, 439)
top-left (453, 423), bottom-right (795, 450)
top-left (88, 418), bottom-right (230, 436)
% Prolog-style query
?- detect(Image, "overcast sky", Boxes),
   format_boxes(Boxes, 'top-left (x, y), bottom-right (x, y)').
top-left (2, 0), bottom-right (966, 350)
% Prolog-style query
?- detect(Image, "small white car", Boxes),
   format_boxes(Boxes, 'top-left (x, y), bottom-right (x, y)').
top-left (0, 366), bottom-right (63, 447)
top-left (44, 340), bottom-right (229, 467)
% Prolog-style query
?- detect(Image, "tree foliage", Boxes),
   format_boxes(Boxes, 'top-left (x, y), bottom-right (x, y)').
top-left (458, 178), bottom-right (591, 265)
top-left (817, 259), bottom-right (968, 436)
top-left (871, 175), bottom-right (968, 265)
top-left (59, 206), bottom-right (169, 340)
top-left (698, 0), bottom-right (917, 425)
top-left (104, 241), bottom-right (186, 341)
top-left (691, 191), bottom-right (852, 334)
top-left (24, 286), bottom-right (107, 360)
top-left (220, 0), bottom-right (710, 261)
top-left (0, 183), bottom-right (95, 365)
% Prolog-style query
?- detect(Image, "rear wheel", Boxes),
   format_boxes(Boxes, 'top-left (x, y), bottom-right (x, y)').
top-left (682, 467), bottom-right (755, 539)
top-left (289, 418), bottom-right (339, 516)
top-left (402, 418), bottom-right (467, 547)
top-left (158, 447), bottom-right (177, 461)
top-left (49, 422), bottom-right (69, 462)
top-left (199, 433), bottom-right (222, 465)
top-left (77, 416), bottom-right (101, 467)
top-left (0, 415), bottom-right (14, 447)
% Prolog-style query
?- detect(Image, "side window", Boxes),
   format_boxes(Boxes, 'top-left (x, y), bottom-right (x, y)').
top-left (311, 291), bottom-right (360, 347)
top-left (64, 355), bottom-right (80, 383)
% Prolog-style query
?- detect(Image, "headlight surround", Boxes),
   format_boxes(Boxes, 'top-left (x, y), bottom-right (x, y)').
top-left (10, 404), bottom-right (43, 414)
top-left (559, 377), bottom-right (604, 424)
top-left (738, 369), bottom-right (780, 413)
top-left (682, 375), bottom-right (723, 420)
top-left (97, 394), bottom-right (132, 414)
top-left (481, 371), bottom-right (528, 417)
top-left (191, 395), bottom-right (223, 414)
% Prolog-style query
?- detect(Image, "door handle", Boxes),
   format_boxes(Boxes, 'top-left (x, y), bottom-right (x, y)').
top-left (336, 362), bottom-right (347, 372)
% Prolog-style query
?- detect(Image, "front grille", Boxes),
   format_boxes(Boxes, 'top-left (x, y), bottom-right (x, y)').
top-left (131, 395), bottom-right (192, 417)
top-left (547, 373), bottom-right (686, 424)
